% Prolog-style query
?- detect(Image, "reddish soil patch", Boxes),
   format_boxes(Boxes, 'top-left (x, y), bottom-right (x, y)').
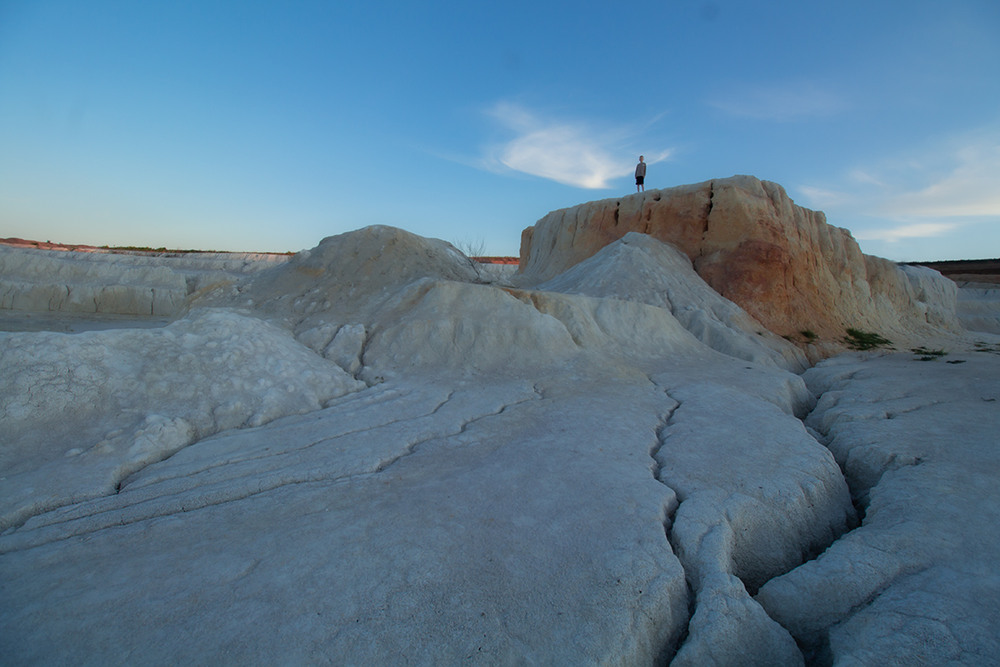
top-left (1, 237), bottom-right (102, 252)
top-left (0, 238), bottom-right (288, 256)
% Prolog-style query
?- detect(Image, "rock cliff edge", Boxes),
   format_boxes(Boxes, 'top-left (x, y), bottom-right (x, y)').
top-left (518, 175), bottom-right (961, 353)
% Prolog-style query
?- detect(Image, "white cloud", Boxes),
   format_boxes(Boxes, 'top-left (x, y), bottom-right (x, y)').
top-left (708, 81), bottom-right (847, 121)
top-left (799, 126), bottom-right (1000, 247)
top-left (847, 169), bottom-right (887, 188)
top-left (483, 103), bottom-right (671, 189)
top-left (879, 142), bottom-right (1000, 218)
top-left (853, 222), bottom-right (960, 243)
top-left (797, 185), bottom-right (854, 209)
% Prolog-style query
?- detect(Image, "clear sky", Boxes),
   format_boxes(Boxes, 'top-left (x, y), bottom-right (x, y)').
top-left (1, 0), bottom-right (998, 261)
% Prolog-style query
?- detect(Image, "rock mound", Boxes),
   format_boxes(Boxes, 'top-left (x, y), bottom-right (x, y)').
top-left (198, 225), bottom-right (483, 321)
top-left (518, 175), bottom-right (962, 350)
top-left (532, 232), bottom-right (808, 371)
top-left (197, 225), bottom-right (757, 381)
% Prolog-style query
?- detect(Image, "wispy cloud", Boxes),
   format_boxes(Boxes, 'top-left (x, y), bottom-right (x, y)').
top-left (878, 142), bottom-right (1000, 218)
top-left (798, 126), bottom-right (1000, 245)
top-left (708, 81), bottom-right (848, 121)
top-left (796, 185), bottom-right (854, 209)
top-left (853, 222), bottom-right (960, 243)
top-left (847, 169), bottom-right (888, 188)
top-left (482, 102), bottom-right (671, 189)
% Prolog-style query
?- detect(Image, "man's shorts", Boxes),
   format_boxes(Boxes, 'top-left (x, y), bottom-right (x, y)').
top-left (636, 176), bottom-right (644, 185)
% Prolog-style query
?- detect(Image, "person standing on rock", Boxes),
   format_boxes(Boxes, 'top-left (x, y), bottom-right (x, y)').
top-left (635, 155), bottom-right (646, 192)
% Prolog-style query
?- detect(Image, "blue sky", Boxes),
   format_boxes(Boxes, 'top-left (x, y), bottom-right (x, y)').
top-left (1, 0), bottom-right (998, 261)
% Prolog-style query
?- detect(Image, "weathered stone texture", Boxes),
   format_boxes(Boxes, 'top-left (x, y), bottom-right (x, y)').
top-left (518, 175), bottom-right (960, 349)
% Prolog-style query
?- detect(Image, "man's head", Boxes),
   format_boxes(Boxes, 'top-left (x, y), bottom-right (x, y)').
top-left (639, 155), bottom-right (644, 162)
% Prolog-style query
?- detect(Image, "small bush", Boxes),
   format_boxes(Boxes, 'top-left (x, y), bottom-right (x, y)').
top-left (799, 329), bottom-right (818, 342)
top-left (974, 342), bottom-right (1000, 355)
top-left (455, 237), bottom-right (487, 259)
top-left (843, 328), bottom-right (892, 351)
top-left (912, 347), bottom-right (947, 361)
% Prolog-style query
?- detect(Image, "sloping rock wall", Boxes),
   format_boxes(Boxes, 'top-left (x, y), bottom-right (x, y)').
top-left (956, 284), bottom-right (1000, 334)
top-left (517, 175), bottom-right (961, 349)
top-left (532, 232), bottom-right (808, 371)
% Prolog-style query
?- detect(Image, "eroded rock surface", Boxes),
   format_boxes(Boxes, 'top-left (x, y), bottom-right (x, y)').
top-left (533, 231), bottom-right (808, 371)
top-left (517, 175), bottom-right (962, 351)
top-left (956, 283), bottom-right (1000, 334)
top-left (0, 309), bottom-right (364, 532)
top-left (2, 214), bottom-right (999, 665)
top-left (0, 244), bottom-right (287, 316)
top-left (757, 352), bottom-right (1000, 663)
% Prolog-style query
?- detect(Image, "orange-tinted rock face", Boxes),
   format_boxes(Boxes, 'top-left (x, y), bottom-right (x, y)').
top-left (696, 239), bottom-right (793, 328)
top-left (519, 175), bottom-right (958, 346)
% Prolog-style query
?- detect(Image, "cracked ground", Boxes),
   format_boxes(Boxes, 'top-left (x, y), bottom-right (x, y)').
top-left (3, 309), bottom-right (999, 664)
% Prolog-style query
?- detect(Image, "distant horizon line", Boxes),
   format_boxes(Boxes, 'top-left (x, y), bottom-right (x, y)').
top-left (2, 236), bottom-right (996, 267)
top-left (0, 237), bottom-right (521, 264)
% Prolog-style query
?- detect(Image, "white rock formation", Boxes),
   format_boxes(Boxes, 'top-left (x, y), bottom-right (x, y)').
top-left (530, 232), bottom-right (808, 372)
top-left (1, 219), bottom-right (999, 665)
top-left (0, 244), bottom-right (287, 316)
top-left (955, 283), bottom-right (1000, 334)
top-left (757, 352), bottom-right (1000, 663)
top-left (0, 309), bottom-right (364, 531)
top-left (516, 176), bottom-right (965, 355)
